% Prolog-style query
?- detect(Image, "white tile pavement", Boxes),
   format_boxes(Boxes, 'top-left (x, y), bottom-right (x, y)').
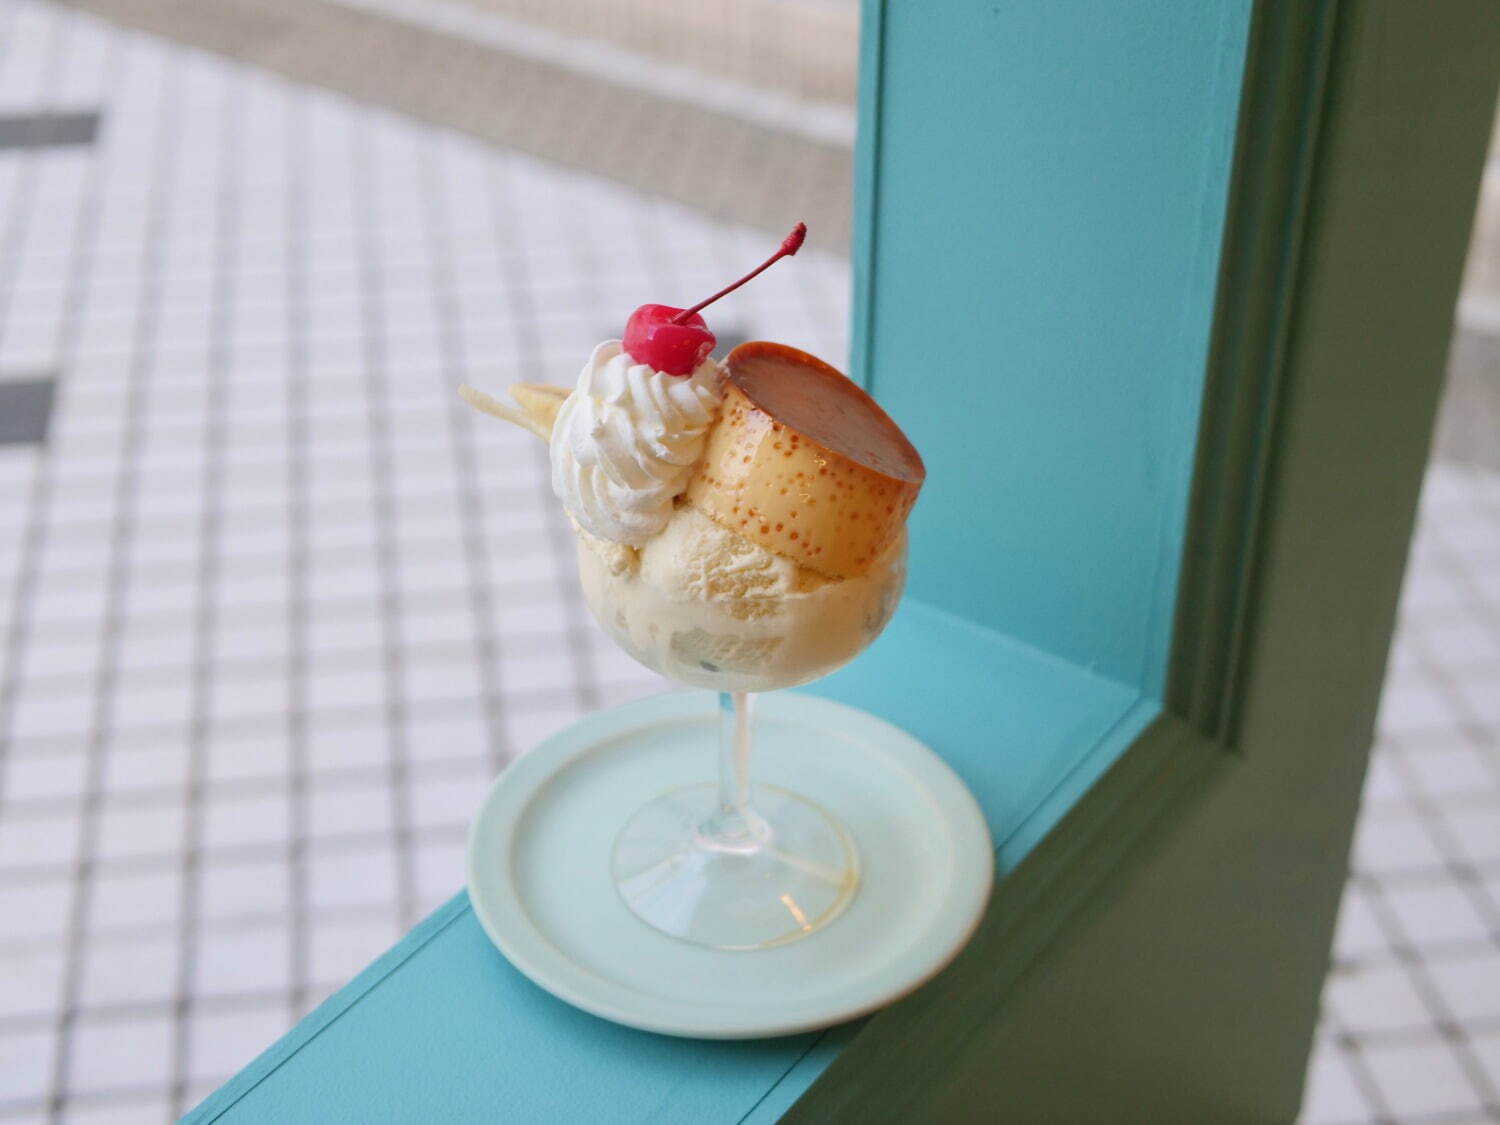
top-left (1303, 464), bottom-right (1500, 1125)
top-left (0, 1), bottom-right (846, 1118)
top-left (0, 1), bottom-right (1496, 1122)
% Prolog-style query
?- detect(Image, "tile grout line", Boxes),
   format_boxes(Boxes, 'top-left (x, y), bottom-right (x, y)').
top-left (166, 65), bottom-right (244, 1120)
top-left (0, 740), bottom-right (512, 817)
top-left (1372, 744), bottom-right (1500, 1118)
top-left (0, 0), bottom-right (116, 1108)
top-left (1354, 858), bottom-right (1500, 1114)
top-left (0, 821), bottom-right (474, 901)
top-left (0, 674), bottom-right (582, 764)
top-left (1317, 1005), bottom-right (1399, 1125)
top-left (1398, 607), bottom-right (1500, 949)
top-left (485, 156), bottom-right (601, 714)
top-left (1284, 471), bottom-right (1500, 1120)
top-left (351, 110), bottom-right (419, 930)
top-left (1381, 505), bottom-right (1500, 1117)
top-left (1405, 631), bottom-right (1500, 788)
top-left (0, 0), bottom-right (69, 799)
top-left (4, 593), bottom-right (550, 697)
top-left (420, 133), bottom-right (513, 778)
top-left (46, 31), bottom-right (181, 1124)
top-left (1379, 727), bottom-right (1500, 941)
top-left (0, 678), bottom-right (573, 768)
top-left (0, 970), bottom-right (398, 1036)
top-left (0, 0), bottom-right (52, 337)
top-left (285, 73), bottom-right (314, 1022)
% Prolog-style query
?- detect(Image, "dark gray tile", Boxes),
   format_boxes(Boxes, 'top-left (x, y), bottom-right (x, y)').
top-left (0, 378), bottom-right (57, 444)
top-left (0, 111), bottom-right (101, 150)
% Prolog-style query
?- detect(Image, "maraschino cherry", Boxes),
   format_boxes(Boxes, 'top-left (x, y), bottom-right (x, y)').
top-left (622, 222), bottom-right (807, 376)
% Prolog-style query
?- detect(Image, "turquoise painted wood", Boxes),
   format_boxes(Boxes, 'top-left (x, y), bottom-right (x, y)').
top-left (782, 3), bottom-right (1499, 1121)
top-left (857, 0), bottom-right (1251, 695)
top-left (185, 603), bottom-right (1149, 1123)
top-left (189, 898), bottom-right (813, 1123)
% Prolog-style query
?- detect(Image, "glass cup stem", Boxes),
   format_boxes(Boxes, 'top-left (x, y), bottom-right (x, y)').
top-left (701, 691), bottom-right (767, 852)
top-left (611, 689), bottom-right (861, 948)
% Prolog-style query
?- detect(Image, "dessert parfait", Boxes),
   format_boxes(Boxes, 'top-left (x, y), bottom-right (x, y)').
top-left (463, 224), bottom-right (926, 949)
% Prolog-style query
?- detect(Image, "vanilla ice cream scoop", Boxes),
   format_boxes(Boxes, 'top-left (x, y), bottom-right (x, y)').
top-left (577, 504), bottom-right (906, 692)
top-left (549, 340), bottom-right (722, 547)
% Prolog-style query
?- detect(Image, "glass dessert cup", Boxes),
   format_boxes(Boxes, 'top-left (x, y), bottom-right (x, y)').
top-left (579, 524), bottom-right (907, 951)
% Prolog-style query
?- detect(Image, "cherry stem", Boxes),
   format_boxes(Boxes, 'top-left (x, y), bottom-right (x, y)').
top-left (671, 222), bottom-right (807, 325)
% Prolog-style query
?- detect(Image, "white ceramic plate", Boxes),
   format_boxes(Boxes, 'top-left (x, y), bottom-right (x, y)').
top-left (466, 691), bottom-right (994, 1039)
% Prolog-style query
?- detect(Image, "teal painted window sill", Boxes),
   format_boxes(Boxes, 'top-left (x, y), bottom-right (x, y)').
top-left (186, 598), bottom-right (1161, 1124)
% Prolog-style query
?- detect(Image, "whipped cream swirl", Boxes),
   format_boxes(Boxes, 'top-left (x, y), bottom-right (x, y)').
top-left (550, 340), bottom-right (723, 546)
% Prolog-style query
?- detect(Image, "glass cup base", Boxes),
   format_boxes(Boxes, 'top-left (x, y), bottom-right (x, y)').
top-left (611, 782), bottom-right (860, 951)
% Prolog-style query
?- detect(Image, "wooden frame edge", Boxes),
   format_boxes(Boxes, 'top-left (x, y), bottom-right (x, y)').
top-left (847, 0), bottom-right (886, 388)
top-left (782, 0), bottom-right (1364, 1116)
top-left (780, 711), bottom-right (1232, 1122)
top-left (1167, 0), bottom-right (1340, 742)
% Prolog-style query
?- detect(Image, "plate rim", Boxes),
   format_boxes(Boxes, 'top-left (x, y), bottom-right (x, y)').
top-left (465, 691), bottom-right (995, 1039)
